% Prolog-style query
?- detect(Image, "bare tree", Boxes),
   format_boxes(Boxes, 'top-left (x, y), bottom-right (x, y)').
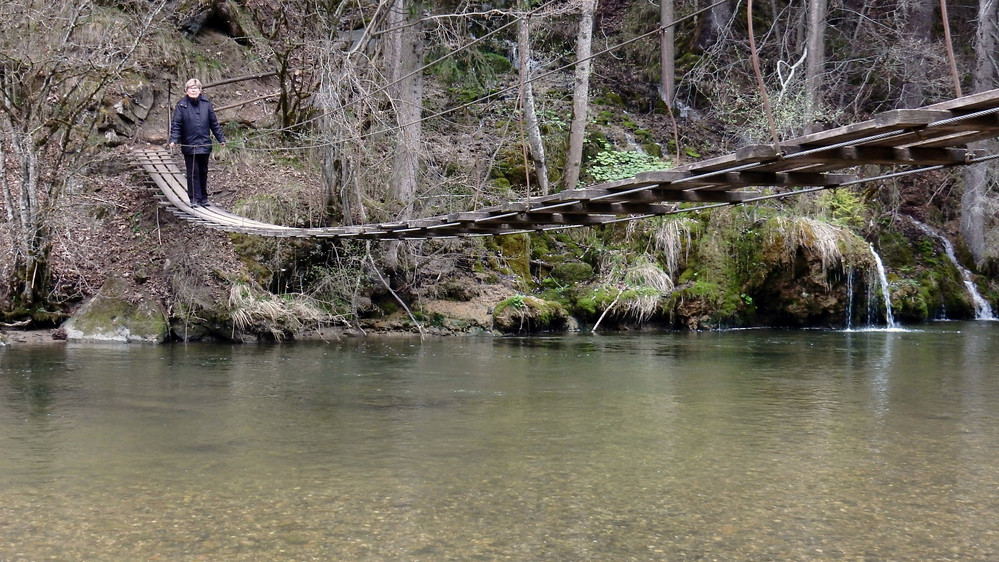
top-left (517, 4), bottom-right (550, 195)
top-left (313, 3), bottom-right (381, 227)
top-left (385, 0), bottom-right (424, 209)
top-left (244, 0), bottom-right (319, 132)
top-left (563, 0), bottom-right (596, 190)
top-left (0, 0), bottom-right (166, 314)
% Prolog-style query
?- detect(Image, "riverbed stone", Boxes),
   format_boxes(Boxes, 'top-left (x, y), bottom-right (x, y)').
top-left (62, 277), bottom-right (169, 343)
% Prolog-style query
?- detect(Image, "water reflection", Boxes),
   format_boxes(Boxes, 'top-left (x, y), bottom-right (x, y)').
top-left (2, 323), bottom-right (999, 559)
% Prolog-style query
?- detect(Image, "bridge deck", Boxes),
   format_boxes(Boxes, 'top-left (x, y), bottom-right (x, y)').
top-left (133, 89), bottom-right (999, 239)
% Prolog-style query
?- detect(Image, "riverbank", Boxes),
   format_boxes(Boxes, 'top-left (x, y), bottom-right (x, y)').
top-left (0, 329), bottom-right (61, 346)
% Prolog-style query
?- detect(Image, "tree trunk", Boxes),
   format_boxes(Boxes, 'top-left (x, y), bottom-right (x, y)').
top-left (382, 0), bottom-right (423, 271)
top-left (517, 8), bottom-right (549, 195)
top-left (961, 0), bottom-right (998, 264)
top-left (660, 0), bottom-right (675, 105)
top-left (386, 0), bottom-right (423, 211)
top-left (898, 0), bottom-right (935, 109)
top-left (10, 130), bottom-right (42, 305)
top-left (804, 0), bottom-right (827, 121)
top-left (0, 137), bottom-right (12, 222)
top-left (563, 0), bottom-right (597, 191)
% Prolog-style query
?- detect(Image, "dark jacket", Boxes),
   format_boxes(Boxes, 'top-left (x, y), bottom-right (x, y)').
top-left (169, 95), bottom-right (225, 155)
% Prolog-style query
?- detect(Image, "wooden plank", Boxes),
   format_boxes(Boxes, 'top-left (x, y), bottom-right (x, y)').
top-left (873, 109), bottom-right (953, 129)
top-left (775, 109), bottom-right (951, 153)
top-left (788, 145), bottom-right (973, 165)
top-left (587, 172), bottom-right (684, 192)
top-left (672, 171), bottom-right (857, 190)
top-left (924, 88), bottom-right (999, 112)
top-left (860, 114), bottom-right (999, 148)
top-left (673, 144), bottom-right (779, 173)
top-left (506, 212), bottom-right (617, 226)
top-left (668, 190), bottom-right (762, 202)
top-left (550, 201), bottom-right (677, 215)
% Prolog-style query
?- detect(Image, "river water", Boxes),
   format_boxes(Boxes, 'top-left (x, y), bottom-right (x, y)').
top-left (2, 322), bottom-right (998, 560)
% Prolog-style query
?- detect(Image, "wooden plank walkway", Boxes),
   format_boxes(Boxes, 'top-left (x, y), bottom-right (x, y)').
top-left (133, 88), bottom-right (999, 239)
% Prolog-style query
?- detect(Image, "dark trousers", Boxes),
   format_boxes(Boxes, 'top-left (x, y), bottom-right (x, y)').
top-left (183, 153), bottom-right (211, 203)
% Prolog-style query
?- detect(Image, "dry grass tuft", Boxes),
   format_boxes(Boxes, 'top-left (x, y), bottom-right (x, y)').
top-left (228, 283), bottom-right (334, 339)
top-left (649, 217), bottom-right (699, 276)
top-left (767, 216), bottom-right (849, 271)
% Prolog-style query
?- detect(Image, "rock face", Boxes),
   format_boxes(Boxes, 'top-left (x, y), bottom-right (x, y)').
top-left (100, 79), bottom-right (155, 146)
top-left (62, 278), bottom-right (169, 343)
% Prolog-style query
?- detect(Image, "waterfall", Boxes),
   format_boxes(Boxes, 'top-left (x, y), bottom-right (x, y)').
top-left (845, 267), bottom-right (855, 330)
top-left (869, 245), bottom-right (897, 329)
top-left (913, 221), bottom-right (996, 320)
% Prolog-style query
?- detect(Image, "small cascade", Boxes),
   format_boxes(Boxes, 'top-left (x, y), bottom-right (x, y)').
top-left (913, 221), bottom-right (996, 320)
top-left (869, 244), bottom-right (897, 329)
top-left (844, 268), bottom-right (855, 330)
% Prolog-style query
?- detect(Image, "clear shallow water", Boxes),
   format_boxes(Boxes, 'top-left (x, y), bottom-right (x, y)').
top-left (2, 323), bottom-right (998, 560)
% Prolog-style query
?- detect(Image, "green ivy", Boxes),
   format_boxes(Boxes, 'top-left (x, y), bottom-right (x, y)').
top-left (586, 148), bottom-right (671, 184)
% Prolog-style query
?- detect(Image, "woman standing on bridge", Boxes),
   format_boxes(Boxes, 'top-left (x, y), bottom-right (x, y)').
top-left (169, 78), bottom-right (225, 208)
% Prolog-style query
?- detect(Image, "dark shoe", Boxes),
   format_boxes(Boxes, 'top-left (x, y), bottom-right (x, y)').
top-left (190, 202), bottom-right (200, 208)
top-left (201, 201), bottom-right (211, 207)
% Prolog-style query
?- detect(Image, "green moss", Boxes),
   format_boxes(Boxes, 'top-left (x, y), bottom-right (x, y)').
top-left (427, 45), bottom-right (512, 104)
top-left (493, 295), bottom-right (569, 333)
top-left (595, 110), bottom-right (614, 125)
top-left (530, 233), bottom-right (552, 260)
top-left (549, 261), bottom-right (594, 285)
top-left (496, 233), bottom-right (531, 289)
top-left (231, 233), bottom-right (277, 287)
top-left (577, 285), bottom-right (619, 316)
top-left (65, 278), bottom-right (168, 342)
top-left (877, 231), bottom-right (915, 269)
top-left (894, 280), bottom-right (930, 321)
top-left (815, 189), bottom-right (868, 227)
top-left (642, 143), bottom-right (663, 158)
top-left (492, 177), bottom-right (512, 191)
top-left (682, 280), bottom-right (722, 300)
top-left (602, 92), bottom-right (625, 107)
top-left (677, 268), bottom-right (697, 284)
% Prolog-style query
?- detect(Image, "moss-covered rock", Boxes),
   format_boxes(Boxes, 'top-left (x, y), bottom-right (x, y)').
top-left (550, 261), bottom-right (594, 285)
top-left (492, 295), bottom-right (570, 334)
top-left (61, 277), bottom-right (169, 343)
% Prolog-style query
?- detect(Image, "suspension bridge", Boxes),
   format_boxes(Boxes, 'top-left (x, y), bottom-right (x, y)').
top-left (133, 88), bottom-right (999, 240)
